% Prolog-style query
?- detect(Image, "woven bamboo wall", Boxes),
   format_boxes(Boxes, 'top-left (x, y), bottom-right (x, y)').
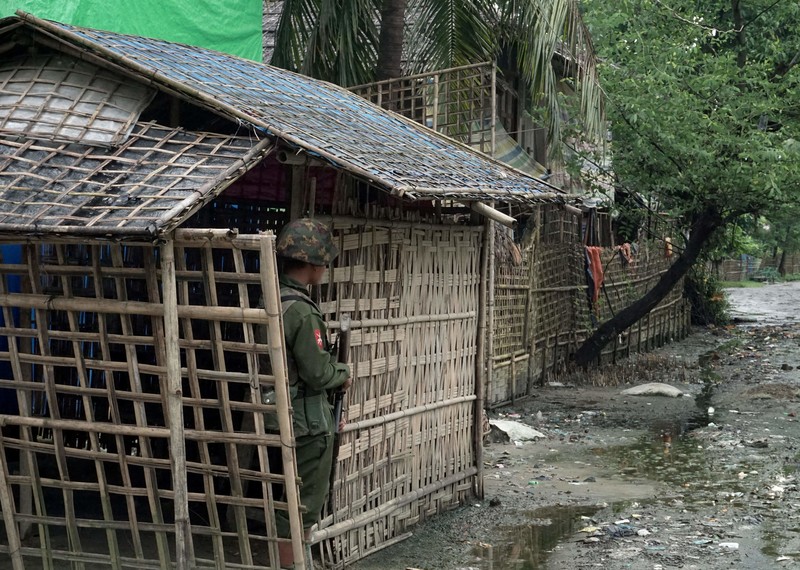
top-left (310, 217), bottom-right (482, 568)
top-left (0, 234), bottom-right (303, 569)
top-left (490, 206), bottom-right (691, 406)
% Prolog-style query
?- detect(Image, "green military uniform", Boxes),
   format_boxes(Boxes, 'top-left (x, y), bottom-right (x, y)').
top-left (266, 219), bottom-right (350, 539)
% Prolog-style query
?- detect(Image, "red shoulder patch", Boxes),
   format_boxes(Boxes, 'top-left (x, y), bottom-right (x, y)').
top-left (314, 329), bottom-right (324, 349)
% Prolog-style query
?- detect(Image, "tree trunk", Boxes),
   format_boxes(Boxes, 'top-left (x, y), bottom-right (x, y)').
top-left (376, 0), bottom-right (407, 80)
top-left (573, 210), bottom-right (721, 368)
top-left (778, 249), bottom-right (787, 276)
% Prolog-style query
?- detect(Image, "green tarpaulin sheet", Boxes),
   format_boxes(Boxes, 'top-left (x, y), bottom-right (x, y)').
top-left (1, 0), bottom-right (262, 61)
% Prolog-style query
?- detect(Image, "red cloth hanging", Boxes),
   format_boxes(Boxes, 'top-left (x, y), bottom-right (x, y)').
top-left (586, 246), bottom-right (605, 303)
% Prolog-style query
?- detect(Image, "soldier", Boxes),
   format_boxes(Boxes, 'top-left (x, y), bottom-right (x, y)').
top-left (267, 218), bottom-right (351, 569)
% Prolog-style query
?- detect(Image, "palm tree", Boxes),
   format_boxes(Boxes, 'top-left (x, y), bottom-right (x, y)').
top-left (269, 0), bottom-right (604, 146)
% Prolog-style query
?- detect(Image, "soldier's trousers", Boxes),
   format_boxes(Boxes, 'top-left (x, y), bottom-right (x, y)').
top-left (275, 432), bottom-right (334, 538)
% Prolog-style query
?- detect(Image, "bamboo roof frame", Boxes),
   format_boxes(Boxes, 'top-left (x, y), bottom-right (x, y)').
top-left (0, 121), bottom-right (274, 238)
top-left (3, 12), bottom-right (566, 212)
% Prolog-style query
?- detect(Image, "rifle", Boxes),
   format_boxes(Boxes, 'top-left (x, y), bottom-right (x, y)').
top-left (328, 313), bottom-right (351, 512)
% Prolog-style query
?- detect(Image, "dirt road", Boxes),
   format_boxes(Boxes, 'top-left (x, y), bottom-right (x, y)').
top-left (351, 283), bottom-right (800, 569)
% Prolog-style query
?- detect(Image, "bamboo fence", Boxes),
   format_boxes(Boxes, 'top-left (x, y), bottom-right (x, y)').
top-left (0, 233), bottom-right (304, 569)
top-left (489, 205), bottom-right (692, 406)
top-left (305, 213), bottom-right (482, 568)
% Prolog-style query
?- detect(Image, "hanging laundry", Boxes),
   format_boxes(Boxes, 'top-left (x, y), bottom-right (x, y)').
top-left (585, 246), bottom-right (605, 303)
top-left (617, 242), bottom-right (634, 266)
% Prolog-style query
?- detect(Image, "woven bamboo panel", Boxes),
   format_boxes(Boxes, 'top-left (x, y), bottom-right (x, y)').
top-left (488, 206), bottom-right (692, 405)
top-left (310, 219), bottom-right (481, 568)
top-left (0, 234), bottom-right (301, 569)
top-left (0, 53), bottom-right (155, 147)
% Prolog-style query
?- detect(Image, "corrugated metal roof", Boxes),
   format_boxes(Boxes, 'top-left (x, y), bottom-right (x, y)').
top-left (0, 122), bottom-right (272, 236)
top-left (12, 12), bottom-right (562, 204)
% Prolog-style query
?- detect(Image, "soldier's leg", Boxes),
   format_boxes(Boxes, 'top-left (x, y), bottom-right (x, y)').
top-left (276, 433), bottom-right (334, 568)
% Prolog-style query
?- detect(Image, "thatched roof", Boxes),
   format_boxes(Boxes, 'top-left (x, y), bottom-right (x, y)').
top-left (0, 12), bottom-right (564, 238)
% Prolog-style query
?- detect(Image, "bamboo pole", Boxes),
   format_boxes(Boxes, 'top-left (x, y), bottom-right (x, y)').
top-left (160, 239), bottom-right (193, 568)
top-left (486, 203), bottom-right (496, 417)
top-left (474, 215), bottom-right (490, 500)
top-left (350, 61), bottom-right (493, 90)
top-left (0, 437), bottom-right (24, 570)
top-left (490, 64), bottom-right (497, 156)
top-left (469, 202), bottom-right (516, 229)
top-left (0, 292), bottom-right (475, 326)
top-left (258, 233), bottom-right (306, 568)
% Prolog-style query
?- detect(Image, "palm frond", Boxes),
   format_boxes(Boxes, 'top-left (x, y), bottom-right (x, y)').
top-left (502, 0), bottom-right (604, 152)
top-left (273, 0), bottom-right (380, 86)
top-left (271, 0), bottom-right (321, 72)
top-left (405, 0), bottom-right (498, 73)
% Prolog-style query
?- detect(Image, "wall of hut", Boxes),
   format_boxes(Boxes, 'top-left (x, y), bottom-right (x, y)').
top-left (0, 152), bottom-right (486, 569)
top-left (488, 205), bottom-right (692, 407)
top-left (180, 164), bottom-right (485, 567)
top-left (0, 233), bottom-right (309, 570)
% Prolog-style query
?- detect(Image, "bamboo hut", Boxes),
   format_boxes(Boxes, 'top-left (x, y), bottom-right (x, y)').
top-left (0, 12), bottom-right (567, 569)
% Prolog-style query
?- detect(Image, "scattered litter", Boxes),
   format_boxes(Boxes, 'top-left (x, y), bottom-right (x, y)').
top-left (605, 524), bottom-right (637, 538)
top-left (719, 542), bottom-right (739, 550)
top-left (579, 526), bottom-right (601, 533)
top-left (488, 420), bottom-right (546, 442)
top-left (620, 383), bottom-right (684, 397)
top-left (637, 529), bottom-right (651, 537)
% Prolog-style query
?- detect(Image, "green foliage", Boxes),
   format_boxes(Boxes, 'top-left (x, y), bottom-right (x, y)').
top-left (580, 0), bottom-right (800, 230)
top-left (684, 267), bottom-right (730, 326)
top-left (269, 0), bottom-right (605, 147)
top-left (750, 266), bottom-right (780, 282)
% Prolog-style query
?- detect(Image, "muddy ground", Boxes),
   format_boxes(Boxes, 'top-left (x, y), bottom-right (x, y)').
top-left (351, 282), bottom-right (800, 569)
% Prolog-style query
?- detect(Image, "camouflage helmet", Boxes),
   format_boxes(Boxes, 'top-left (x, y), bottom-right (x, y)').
top-left (276, 218), bottom-right (338, 266)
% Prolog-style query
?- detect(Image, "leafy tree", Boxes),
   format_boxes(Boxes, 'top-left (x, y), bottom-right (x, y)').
top-left (573, 0), bottom-right (800, 365)
top-left (269, 0), bottom-right (604, 146)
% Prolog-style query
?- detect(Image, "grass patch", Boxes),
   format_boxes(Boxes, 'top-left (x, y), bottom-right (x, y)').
top-left (720, 280), bottom-right (765, 288)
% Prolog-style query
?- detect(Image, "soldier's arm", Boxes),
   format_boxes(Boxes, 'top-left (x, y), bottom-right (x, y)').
top-left (288, 311), bottom-right (350, 391)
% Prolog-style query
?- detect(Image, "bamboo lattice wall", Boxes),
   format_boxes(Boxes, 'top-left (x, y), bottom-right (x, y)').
top-left (308, 217), bottom-right (482, 568)
top-left (0, 233), bottom-right (304, 569)
top-left (489, 205), bottom-right (691, 406)
top-left (350, 63), bottom-right (495, 155)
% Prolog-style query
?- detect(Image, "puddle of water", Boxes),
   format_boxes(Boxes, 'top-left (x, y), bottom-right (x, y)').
top-left (472, 504), bottom-right (602, 569)
top-left (591, 431), bottom-right (759, 509)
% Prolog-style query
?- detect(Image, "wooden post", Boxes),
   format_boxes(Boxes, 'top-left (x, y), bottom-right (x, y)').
top-left (0, 437), bottom-right (24, 570)
top-left (475, 220), bottom-right (490, 499)
top-left (290, 165), bottom-right (306, 220)
top-left (160, 239), bottom-right (193, 568)
top-left (308, 177), bottom-right (317, 218)
top-left (486, 205), bottom-right (496, 417)
top-left (259, 234), bottom-right (306, 567)
top-left (490, 64), bottom-right (497, 156)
